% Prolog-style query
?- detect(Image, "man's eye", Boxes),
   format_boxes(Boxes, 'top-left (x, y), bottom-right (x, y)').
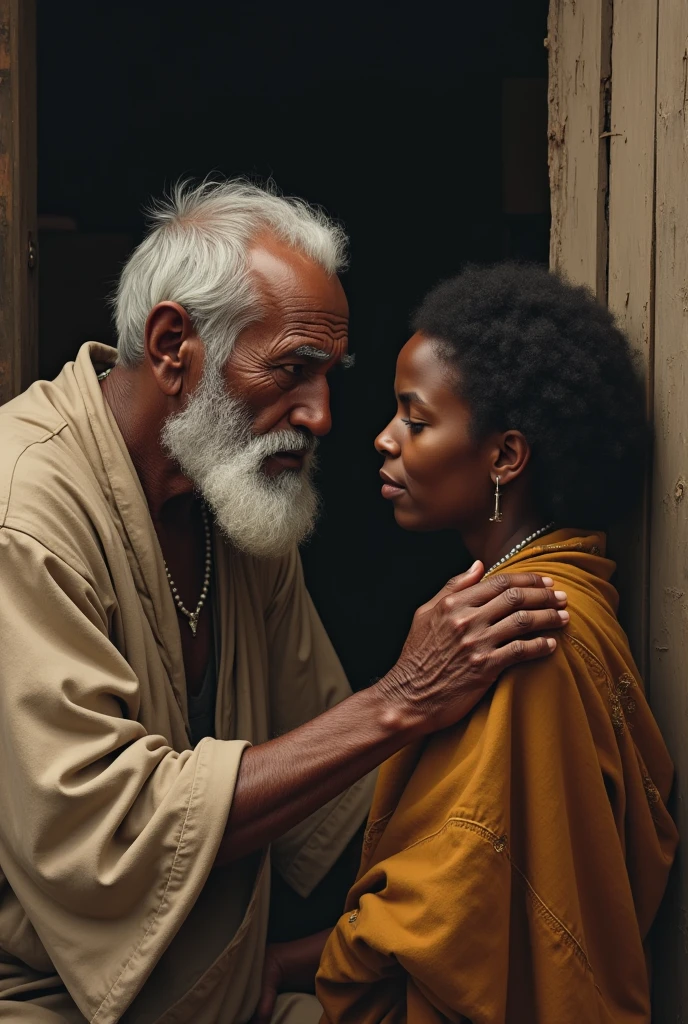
top-left (277, 364), bottom-right (305, 377)
top-left (401, 418), bottom-right (426, 435)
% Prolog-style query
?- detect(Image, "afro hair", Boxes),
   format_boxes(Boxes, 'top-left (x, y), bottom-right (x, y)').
top-left (412, 263), bottom-right (649, 529)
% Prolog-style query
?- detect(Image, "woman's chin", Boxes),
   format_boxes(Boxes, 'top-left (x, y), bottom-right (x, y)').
top-left (392, 506), bottom-right (435, 533)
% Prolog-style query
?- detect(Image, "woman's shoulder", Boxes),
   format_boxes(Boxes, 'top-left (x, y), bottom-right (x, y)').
top-left (493, 529), bottom-right (634, 685)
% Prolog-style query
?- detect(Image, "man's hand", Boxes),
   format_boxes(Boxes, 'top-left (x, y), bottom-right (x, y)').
top-left (251, 944), bottom-right (285, 1024)
top-left (379, 561), bottom-right (568, 735)
top-left (217, 564), bottom-right (567, 867)
top-left (251, 931), bottom-right (331, 1024)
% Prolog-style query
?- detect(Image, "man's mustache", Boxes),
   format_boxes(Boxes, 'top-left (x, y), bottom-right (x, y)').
top-left (255, 430), bottom-right (319, 456)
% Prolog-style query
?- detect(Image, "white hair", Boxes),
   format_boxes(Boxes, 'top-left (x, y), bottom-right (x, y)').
top-left (114, 179), bottom-right (348, 370)
top-left (161, 358), bottom-right (320, 557)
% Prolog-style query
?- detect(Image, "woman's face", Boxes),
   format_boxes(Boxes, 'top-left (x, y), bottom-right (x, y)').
top-left (375, 332), bottom-right (496, 533)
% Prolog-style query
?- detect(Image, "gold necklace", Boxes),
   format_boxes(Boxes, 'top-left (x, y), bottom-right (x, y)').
top-left (164, 505), bottom-right (212, 636)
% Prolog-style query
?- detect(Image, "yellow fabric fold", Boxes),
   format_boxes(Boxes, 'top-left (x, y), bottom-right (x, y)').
top-left (317, 530), bottom-right (677, 1024)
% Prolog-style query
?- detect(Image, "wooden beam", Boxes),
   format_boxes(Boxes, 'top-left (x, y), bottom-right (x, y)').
top-left (547, 0), bottom-right (612, 299)
top-left (0, 0), bottom-right (37, 405)
top-left (647, 0), bottom-right (688, 1015)
top-left (606, 0), bottom-right (659, 679)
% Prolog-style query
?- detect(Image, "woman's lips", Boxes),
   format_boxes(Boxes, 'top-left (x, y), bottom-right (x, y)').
top-left (380, 470), bottom-right (406, 500)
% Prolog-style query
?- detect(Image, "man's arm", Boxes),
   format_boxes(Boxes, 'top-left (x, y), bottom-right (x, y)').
top-left (0, 529), bottom-right (247, 1019)
top-left (216, 563), bottom-right (567, 864)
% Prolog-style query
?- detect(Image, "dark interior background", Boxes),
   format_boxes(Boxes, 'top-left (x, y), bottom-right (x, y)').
top-left (37, 0), bottom-right (549, 690)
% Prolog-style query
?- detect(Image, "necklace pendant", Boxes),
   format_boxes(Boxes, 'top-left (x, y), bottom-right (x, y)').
top-left (189, 614), bottom-right (198, 637)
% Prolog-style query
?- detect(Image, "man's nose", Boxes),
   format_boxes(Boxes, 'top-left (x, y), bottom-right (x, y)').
top-left (288, 379), bottom-right (332, 437)
top-left (375, 422), bottom-right (401, 457)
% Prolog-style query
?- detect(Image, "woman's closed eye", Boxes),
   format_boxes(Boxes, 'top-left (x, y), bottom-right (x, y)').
top-left (401, 417), bottom-right (427, 435)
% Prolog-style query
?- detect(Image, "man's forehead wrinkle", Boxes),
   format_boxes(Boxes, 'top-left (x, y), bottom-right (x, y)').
top-left (279, 301), bottom-right (349, 326)
top-left (273, 318), bottom-right (348, 354)
top-left (277, 321), bottom-right (347, 340)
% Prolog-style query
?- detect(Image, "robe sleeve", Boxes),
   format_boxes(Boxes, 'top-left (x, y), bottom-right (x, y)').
top-left (317, 825), bottom-right (509, 1024)
top-left (260, 547), bottom-right (376, 898)
top-left (317, 639), bottom-right (672, 1024)
top-left (0, 528), bottom-right (247, 1022)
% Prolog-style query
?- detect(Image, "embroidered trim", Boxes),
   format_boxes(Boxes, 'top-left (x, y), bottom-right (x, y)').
top-left (565, 634), bottom-right (638, 736)
top-left (564, 634), bottom-right (660, 812)
top-left (642, 771), bottom-right (661, 808)
top-left (609, 672), bottom-right (638, 735)
top-left (362, 811), bottom-right (393, 852)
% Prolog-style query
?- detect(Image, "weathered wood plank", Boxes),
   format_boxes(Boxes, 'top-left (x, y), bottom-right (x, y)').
top-left (648, 0), bottom-right (688, 1016)
top-left (0, 0), bottom-right (37, 406)
top-left (606, 0), bottom-right (659, 679)
top-left (547, 0), bottom-right (612, 298)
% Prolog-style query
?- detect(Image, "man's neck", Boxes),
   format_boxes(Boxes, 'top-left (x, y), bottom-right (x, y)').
top-left (101, 364), bottom-right (194, 526)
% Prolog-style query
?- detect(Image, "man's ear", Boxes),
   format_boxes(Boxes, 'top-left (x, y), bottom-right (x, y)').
top-left (489, 429), bottom-right (531, 485)
top-left (144, 302), bottom-right (201, 397)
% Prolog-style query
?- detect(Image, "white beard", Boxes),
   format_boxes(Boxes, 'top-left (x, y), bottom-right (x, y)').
top-left (161, 366), bottom-right (320, 558)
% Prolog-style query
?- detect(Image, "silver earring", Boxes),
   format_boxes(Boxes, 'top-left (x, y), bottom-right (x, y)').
top-left (489, 476), bottom-right (503, 522)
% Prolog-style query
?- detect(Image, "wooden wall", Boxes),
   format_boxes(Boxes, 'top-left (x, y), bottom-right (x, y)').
top-left (0, 0), bottom-right (37, 405)
top-left (647, 0), bottom-right (688, 1015)
top-left (548, 0), bottom-right (688, 1017)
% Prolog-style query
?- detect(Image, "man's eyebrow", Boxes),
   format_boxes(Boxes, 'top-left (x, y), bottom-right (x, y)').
top-left (398, 390), bottom-right (428, 407)
top-left (292, 345), bottom-right (332, 362)
top-left (292, 345), bottom-right (356, 369)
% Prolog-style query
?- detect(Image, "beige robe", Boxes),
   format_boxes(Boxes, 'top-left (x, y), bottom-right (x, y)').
top-left (0, 342), bottom-right (374, 1024)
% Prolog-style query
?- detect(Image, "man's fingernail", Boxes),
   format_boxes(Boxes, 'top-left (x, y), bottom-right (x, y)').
top-left (547, 638), bottom-right (557, 650)
top-left (554, 590), bottom-right (567, 601)
top-left (557, 610), bottom-right (570, 622)
top-left (469, 560), bottom-right (482, 572)
top-left (541, 577), bottom-right (554, 587)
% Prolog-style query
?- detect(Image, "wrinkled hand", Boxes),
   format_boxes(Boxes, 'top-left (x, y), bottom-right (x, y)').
top-left (379, 561), bottom-right (568, 735)
top-left (251, 944), bottom-right (285, 1024)
top-left (251, 931), bottom-right (331, 1024)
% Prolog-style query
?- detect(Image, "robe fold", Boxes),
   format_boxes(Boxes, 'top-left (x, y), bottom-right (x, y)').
top-left (0, 342), bottom-right (374, 1023)
top-left (316, 531), bottom-right (677, 1024)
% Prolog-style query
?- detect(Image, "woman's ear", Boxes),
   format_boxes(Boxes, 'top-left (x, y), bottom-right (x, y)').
top-left (490, 430), bottom-right (531, 485)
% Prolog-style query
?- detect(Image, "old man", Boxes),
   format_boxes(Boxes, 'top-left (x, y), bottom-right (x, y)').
top-left (0, 181), bottom-right (567, 1023)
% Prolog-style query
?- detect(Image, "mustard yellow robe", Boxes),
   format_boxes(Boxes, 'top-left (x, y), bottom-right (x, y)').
top-left (317, 531), bottom-right (677, 1024)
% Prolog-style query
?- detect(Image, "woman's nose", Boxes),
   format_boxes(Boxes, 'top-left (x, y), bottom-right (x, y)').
top-left (375, 423), bottom-right (400, 457)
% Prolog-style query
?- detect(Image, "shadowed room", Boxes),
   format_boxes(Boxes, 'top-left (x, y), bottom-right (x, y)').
top-left (37, 0), bottom-right (549, 690)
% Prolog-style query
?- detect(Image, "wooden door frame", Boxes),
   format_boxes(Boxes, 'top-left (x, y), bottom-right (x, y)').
top-left (0, 0), bottom-right (37, 406)
top-left (548, 0), bottom-right (688, 1018)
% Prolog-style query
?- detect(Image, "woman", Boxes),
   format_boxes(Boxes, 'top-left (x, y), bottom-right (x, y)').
top-left (316, 264), bottom-right (678, 1023)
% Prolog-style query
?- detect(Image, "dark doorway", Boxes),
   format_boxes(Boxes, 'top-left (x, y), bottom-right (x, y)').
top-left (37, 0), bottom-right (549, 689)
